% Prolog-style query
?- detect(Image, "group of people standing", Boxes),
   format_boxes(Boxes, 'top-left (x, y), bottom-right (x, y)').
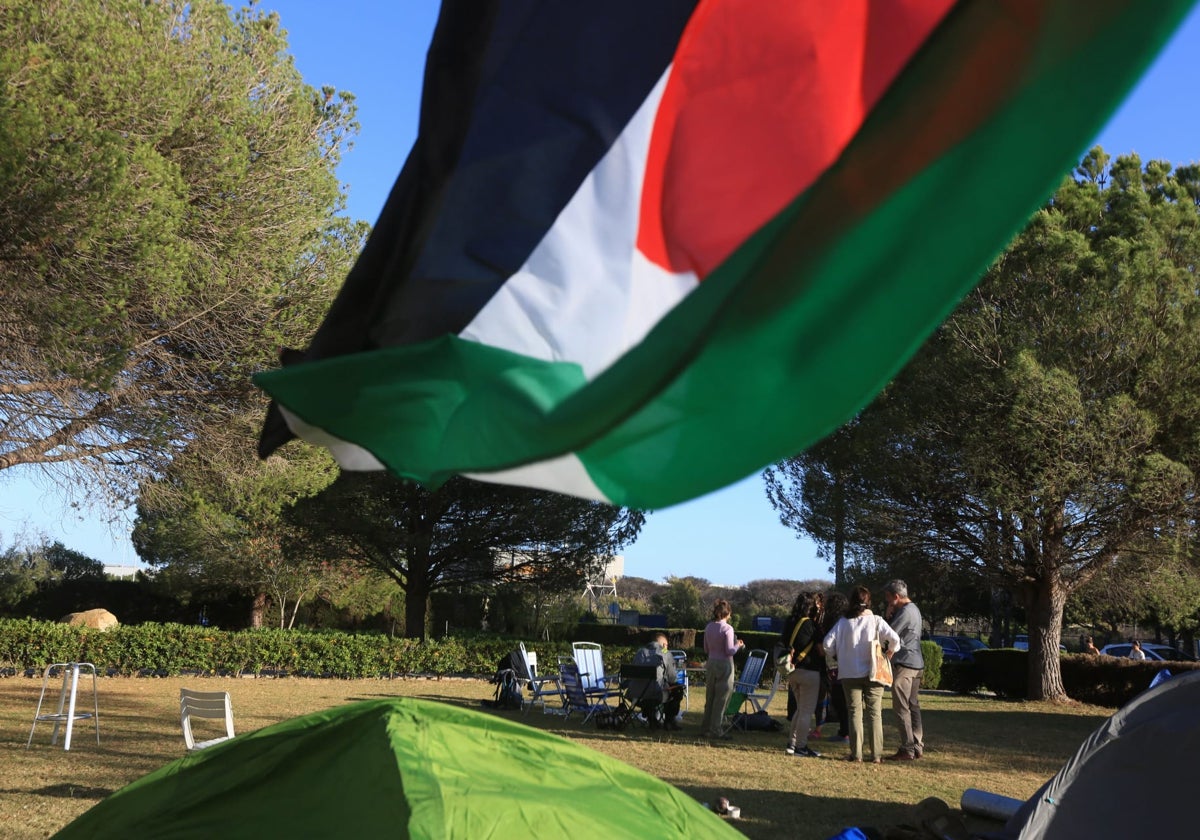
top-left (789, 580), bottom-right (924, 762)
top-left (694, 580), bottom-right (926, 763)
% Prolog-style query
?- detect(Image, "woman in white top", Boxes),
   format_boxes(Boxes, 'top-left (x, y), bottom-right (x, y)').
top-left (822, 585), bottom-right (901, 763)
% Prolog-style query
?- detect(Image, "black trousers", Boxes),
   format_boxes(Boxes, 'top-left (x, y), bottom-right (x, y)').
top-left (641, 685), bottom-right (684, 724)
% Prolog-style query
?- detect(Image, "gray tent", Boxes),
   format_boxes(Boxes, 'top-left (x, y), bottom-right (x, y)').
top-left (1000, 669), bottom-right (1200, 838)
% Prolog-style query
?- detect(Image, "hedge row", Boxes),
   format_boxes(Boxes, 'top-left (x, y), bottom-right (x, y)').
top-left (938, 649), bottom-right (1200, 706)
top-left (0, 619), bottom-right (949, 690)
top-left (0, 619), bottom-right (592, 679)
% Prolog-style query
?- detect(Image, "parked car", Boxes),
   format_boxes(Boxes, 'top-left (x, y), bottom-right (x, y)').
top-left (1099, 643), bottom-right (1196, 662)
top-left (930, 635), bottom-right (989, 663)
top-left (1011, 635), bottom-right (1067, 652)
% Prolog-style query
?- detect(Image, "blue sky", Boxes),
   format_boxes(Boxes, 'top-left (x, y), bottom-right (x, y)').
top-left (1, 1), bottom-right (1199, 585)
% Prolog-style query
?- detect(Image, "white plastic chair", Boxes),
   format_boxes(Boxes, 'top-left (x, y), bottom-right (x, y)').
top-left (749, 668), bottom-right (783, 713)
top-left (571, 642), bottom-right (621, 700)
top-left (180, 688), bottom-right (235, 751)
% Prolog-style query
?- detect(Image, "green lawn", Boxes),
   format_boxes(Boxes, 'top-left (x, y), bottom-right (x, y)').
top-left (0, 675), bottom-right (1109, 839)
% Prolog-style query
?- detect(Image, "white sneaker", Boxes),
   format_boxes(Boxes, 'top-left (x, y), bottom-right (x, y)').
top-left (784, 743), bottom-right (796, 755)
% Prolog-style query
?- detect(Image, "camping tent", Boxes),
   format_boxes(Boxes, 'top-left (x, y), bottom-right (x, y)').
top-left (54, 697), bottom-right (739, 839)
top-left (1000, 670), bottom-right (1200, 839)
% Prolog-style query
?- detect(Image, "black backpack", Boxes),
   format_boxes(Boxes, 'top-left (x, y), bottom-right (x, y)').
top-left (731, 710), bottom-right (783, 732)
top-left (483, 650), bottom-right (524, 711)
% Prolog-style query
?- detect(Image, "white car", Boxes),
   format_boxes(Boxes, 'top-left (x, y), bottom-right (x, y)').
top-left (1099, 643), bottom-right (1195, 662)
top-left (1011, 635), bottom-right (1066, 652)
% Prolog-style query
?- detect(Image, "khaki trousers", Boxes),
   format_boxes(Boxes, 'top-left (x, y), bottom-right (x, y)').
top-left (891, 664), bottom-right (924, 755)
top-left (840, 677), bottom-right (885, 761)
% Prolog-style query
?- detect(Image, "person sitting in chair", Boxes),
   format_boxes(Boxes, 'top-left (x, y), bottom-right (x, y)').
top-left (629, 633), bottom-right (684, 730)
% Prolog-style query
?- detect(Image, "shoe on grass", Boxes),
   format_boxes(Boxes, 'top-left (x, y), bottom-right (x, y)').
top-left (796, 746), bottom-right (822, 758)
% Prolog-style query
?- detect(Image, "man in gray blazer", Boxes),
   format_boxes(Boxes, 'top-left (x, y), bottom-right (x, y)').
top-left (883, 579), bottom-right (924, 760)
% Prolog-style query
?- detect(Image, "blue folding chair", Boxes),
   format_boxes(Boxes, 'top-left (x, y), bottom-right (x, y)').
top-left (719, 649), bottom-right (770, 734)
top-left (670, 649), bottom-right (689, 712)
top-left (559, 660), bottom-right (614, 724)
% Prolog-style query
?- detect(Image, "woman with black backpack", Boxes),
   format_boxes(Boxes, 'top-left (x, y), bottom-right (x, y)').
top-left (781, 591), bottom-right (824, 758)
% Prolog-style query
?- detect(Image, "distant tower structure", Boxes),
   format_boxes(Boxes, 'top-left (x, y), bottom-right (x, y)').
top-left (584, 555), bottom-right (623, 621)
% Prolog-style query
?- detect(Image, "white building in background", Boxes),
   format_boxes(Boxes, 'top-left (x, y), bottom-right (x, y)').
top-left (584, 555), bottom-right (623, 619)
top-left (103, 565), bottom-right (140, 579)
top-left (597, 555), bottom-right (624, 580)
top-left (492, 550), bottom-right (622, 580)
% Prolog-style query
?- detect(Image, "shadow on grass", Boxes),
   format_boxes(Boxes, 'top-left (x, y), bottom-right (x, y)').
top-left (25, 784), bottom-right (114, 800)
top-left (342, 693), bottom-right (480, 708)
top-left (927, 706), bottom-right (1096, 774)
top-left (671, 785), bottom-right (911, 840)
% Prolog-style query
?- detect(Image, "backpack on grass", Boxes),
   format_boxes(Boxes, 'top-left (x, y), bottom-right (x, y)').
top-left (730, 710), bottom-right (782, 731)
top-left (482, 650), bottom-right (524, 711)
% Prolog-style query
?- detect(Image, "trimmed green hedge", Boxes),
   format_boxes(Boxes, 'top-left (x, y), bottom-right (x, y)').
top-left (940, 647), bottom-right (1200, 706)
top-left (938, 661), bottom-right (982, 694)
top-left (0, 619), bottom-right (950, 693)
top-left (919, 640), bottom-right (942, 690)
top-left (0, 618), bottom-right (729, 680)
top-left (0, 619), bottom-right (595, 679)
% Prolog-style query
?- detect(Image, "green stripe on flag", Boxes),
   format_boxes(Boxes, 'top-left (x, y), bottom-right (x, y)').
top-left (256, 334), bottom-right (591, 485)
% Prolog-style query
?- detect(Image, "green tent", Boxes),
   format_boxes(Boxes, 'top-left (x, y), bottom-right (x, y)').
top-left (55, 697), bottom-right (740, 839)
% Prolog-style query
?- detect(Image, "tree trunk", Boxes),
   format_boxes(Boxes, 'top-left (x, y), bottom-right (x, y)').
top-left (833, 474), bottom-right (846, 587)
top-left (405, 564), bottom-right (430, 639)
top-left (1026, 571), bottom-right (1068, 701)
top-left (250, 592), bottom-right (267, 628)
top-left (988, 588), bottom-right (1011, 647)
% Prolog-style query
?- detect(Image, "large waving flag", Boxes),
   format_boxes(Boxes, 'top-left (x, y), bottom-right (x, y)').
top-left (256, 0), bottom-right (1194, 510)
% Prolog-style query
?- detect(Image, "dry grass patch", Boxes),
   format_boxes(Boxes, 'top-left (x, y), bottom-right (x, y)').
top-left (1, 677), bottom-right (1110, 839)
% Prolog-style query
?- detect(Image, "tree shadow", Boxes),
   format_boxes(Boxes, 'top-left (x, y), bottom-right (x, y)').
top-left (926, 706), bottom-right (1095, 774)
top-left (670, 785), bottom-right (913, 840)
top-left (22, 784), bottom-right (113, 800)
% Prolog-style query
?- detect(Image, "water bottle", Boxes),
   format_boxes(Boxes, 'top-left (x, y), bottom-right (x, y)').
top-left (960, 788), bottom-right (1023, 821)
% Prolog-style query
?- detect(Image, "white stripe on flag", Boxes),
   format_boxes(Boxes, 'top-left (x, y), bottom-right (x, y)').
top-left (460, 68), bottom-right (698, 380)
top-left (279, 406), bottom-right (385, 471)
top-left (466, 452), bottom-right (609, 502)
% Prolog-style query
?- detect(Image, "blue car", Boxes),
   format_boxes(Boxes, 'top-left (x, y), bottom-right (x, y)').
top-left (930, 635), bottom-right (988, 663)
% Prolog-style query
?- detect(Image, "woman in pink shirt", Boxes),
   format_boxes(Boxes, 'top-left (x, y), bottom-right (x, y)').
top-left (700, 599), bottom-right (744, 739)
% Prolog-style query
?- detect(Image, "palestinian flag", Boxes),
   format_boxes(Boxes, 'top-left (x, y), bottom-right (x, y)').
top-left (256, 0), bottom-right (1194, 510)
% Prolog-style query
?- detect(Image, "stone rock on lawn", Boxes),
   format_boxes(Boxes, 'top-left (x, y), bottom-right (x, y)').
top-left (60, 608), bottom-right (119, 631)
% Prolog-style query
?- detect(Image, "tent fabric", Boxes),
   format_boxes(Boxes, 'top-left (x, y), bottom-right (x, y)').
top-left (255, 0), bottom-right (1195, 509)
top-left (1001, 670), bottom-right (1200, 839)
top-left (54, 697), bottom-right (740, 839)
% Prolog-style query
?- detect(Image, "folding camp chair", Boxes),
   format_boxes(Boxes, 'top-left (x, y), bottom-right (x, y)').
top-left (719, 649), bottom-right (769, 734)
top-left (516, 642), bottom-right (565, 716)
top-left (612, 663), bottom-right (662, 730)
top-left (179, 688), bottom-right (235, 751)
top-left (559, 660), bottom-right (615, 725)
top-left (571, 642), bottom-right (621, 701)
